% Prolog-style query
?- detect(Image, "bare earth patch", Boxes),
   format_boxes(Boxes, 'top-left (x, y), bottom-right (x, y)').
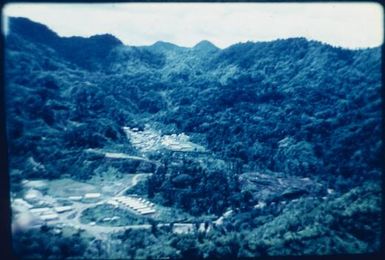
top-left (47, 178), bottom-right (97, 197)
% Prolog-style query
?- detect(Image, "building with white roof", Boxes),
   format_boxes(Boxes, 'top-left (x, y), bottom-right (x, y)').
top-left (40, 213), bottom-right (59, 221)
top-left (30, 207), bottom-right (51, 214)
top-left (173, 223), bottom-right (194, 234)
top-left (107, 200), bottom-right (119, 206)
top-left (69, 196), bottom-right (82, 201)
top-left (84, 193), bottom-right (101, 199)
top-left (115, 196), bottom-right (156, 215)
top-left (54, 206), bottom-right (73, 213)
top-left (137, 208), bottom-right (156, 215)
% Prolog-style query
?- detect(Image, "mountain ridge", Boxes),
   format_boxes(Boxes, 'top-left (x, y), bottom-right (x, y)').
top-left (7, 16), bottom-right (378, 72)
top-left (5, 16), bottom-right (381, 184)
top-left (5, 16), bottom-right (382, 257)
top-left (193, 40), bottom-right (219, 51)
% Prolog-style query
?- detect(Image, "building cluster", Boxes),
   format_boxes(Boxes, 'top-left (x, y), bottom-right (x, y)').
top-left (29, 205), bottom-right (73, 222)
top-left (161, 134), bottom-right (196, 151)
top-left (68, 193), bottom-right (102, 201)
top-left (172, 223), bottom-right (208, 234)
top-left (24, 192), bottom-right (102, 223)
top-left (123, 126), bottom-right (205, 153)
top-left (123, 126), bottom-right (161, 152)
top-left (114, 196), bottom-right (156, 215)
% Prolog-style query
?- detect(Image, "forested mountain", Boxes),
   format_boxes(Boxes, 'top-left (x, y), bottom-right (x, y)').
top-left (6, 17), bottom-right (382, 258)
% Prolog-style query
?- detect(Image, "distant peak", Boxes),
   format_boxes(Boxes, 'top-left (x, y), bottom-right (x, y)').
top-left (193, 40), bottom-right (219, 51)
top-left (8, 16), bottom-right (59, 43)
top-left (151, 41), bottom-right (181, 49)
top-left (7, 17), bottom-right (123, 48)
top-left (88, 34), bottom-right (123, 45)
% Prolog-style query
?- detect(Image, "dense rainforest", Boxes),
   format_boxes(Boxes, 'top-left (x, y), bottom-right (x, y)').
top-left (5, 17), bottom-right (382, 258)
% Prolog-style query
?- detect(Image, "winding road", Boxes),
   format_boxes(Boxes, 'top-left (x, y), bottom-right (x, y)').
top-left (47, 173), bottom-right (153, 239)
top-left (28, 146), bottom-right (212, 239)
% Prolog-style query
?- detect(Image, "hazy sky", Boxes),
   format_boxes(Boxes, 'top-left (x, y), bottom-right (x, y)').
top-left (2, 3), bottom-right (383, 49)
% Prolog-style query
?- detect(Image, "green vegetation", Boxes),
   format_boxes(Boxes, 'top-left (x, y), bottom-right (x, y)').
top-left (80, 204), bottom-right (148, 226)
top-left (13, 225), bottom-right (92, 259)
top-left (81, 181), bottom-right (382, 258)
top-left (146, 156), bottom-right (239, 216)
top-left (6, 17), bottom-right (382, 258)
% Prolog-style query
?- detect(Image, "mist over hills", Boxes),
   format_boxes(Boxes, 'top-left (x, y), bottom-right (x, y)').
top-left (5, 17), bottom-right (382, 258)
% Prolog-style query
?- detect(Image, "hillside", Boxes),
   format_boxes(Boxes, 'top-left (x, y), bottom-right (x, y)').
top-left (5, 17), bottom-right (382, 258)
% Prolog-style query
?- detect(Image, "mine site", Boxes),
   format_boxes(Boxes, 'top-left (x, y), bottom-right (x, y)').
top-left (5, 8), bottom-right (381, 258)
top-left (11, 127), bottom-right (211, 238)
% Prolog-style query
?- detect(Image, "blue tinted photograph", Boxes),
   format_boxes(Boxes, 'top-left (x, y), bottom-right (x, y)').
top-left (2, 2), bottom-right (383, 259)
